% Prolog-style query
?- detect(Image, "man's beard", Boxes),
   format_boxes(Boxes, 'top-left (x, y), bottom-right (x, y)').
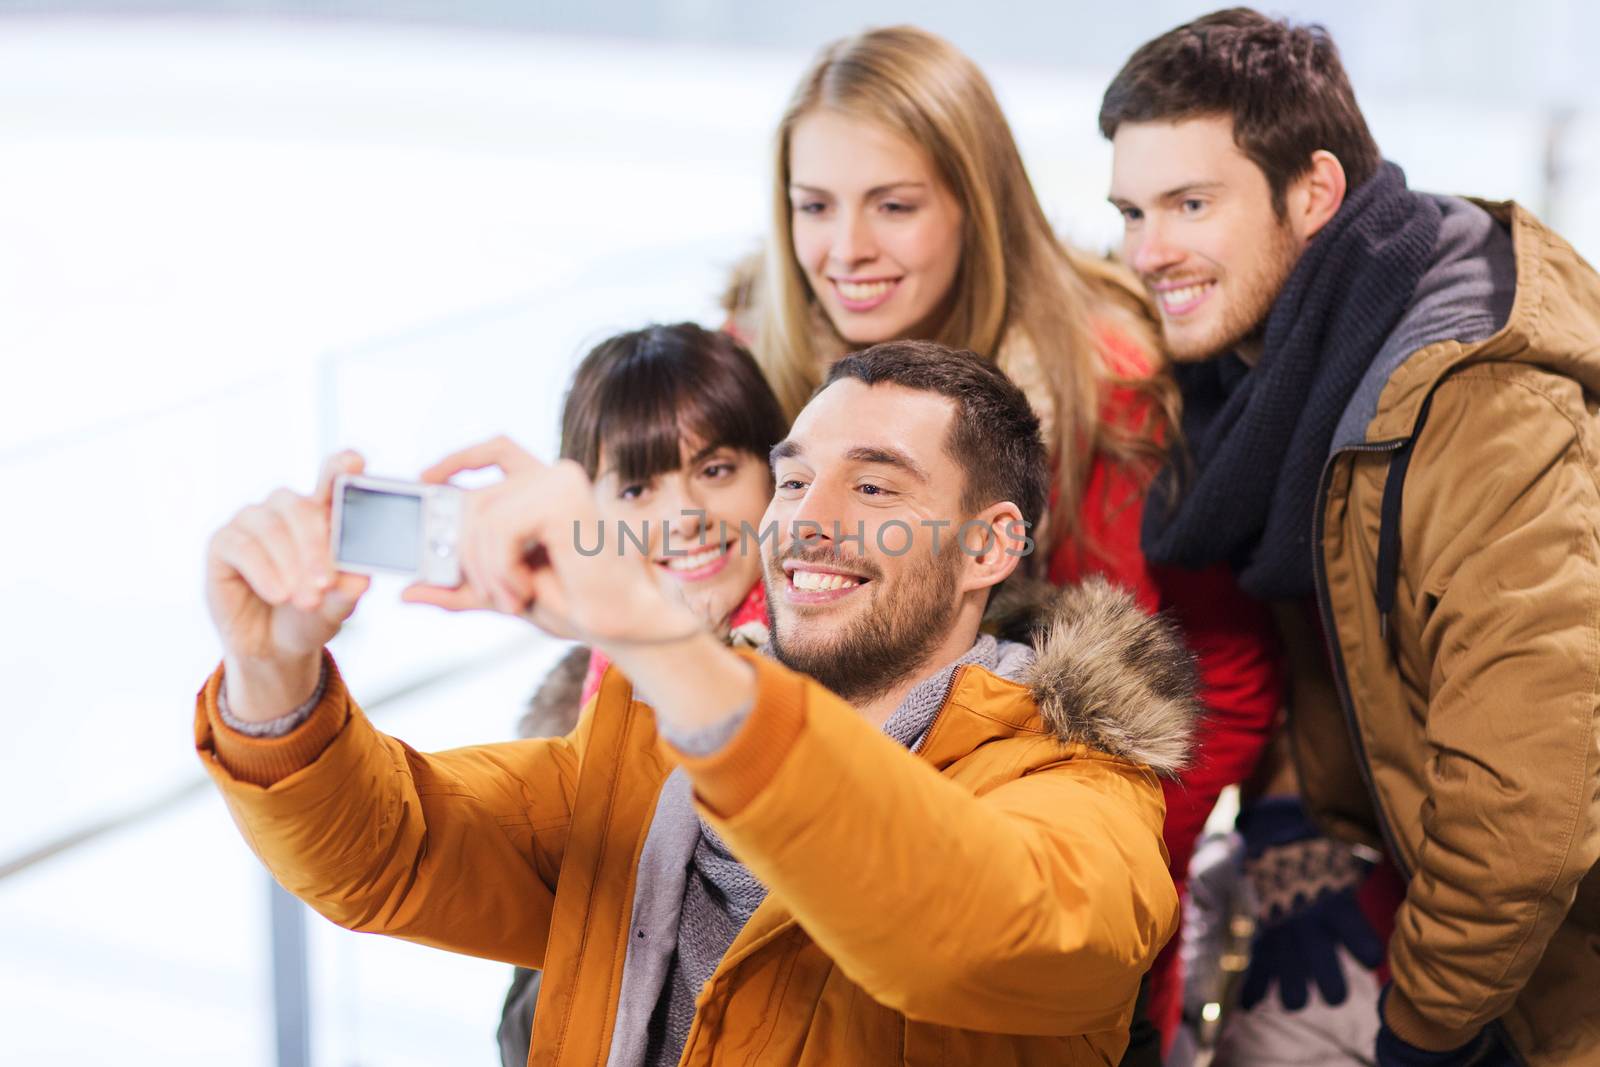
top-left (766, 541), bottom-right (964, 706)
top-left (1161, 221), bottom-right (1301, 362)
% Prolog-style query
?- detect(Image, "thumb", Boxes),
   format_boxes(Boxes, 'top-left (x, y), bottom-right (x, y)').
top-left (320, 572), bottom-right (370, 622)
top-left (315, 450), bottom-right (366, 508)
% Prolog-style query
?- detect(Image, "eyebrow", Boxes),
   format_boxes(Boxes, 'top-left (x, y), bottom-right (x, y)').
top-left (1109, 181), bottom-right (1224, 208)
top-left (770, 440), bottom-right (931, 485)
top-left (770, 439), bottom-right (803, 466)
top-left (844, 445), bottom-right (931, 485)
top-left (790, 181), bottom-right (928, 199)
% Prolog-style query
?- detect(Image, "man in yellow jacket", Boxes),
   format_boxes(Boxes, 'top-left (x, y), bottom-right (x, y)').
top-left (196, 340), bottom-right (1197, 1066)
top-left (196, 343), bottom-right (1203, 1067)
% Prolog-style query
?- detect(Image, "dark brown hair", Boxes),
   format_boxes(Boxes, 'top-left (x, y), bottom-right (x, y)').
top-left (560, 323), bottom-right (787, 485)
top-left (1099, 7), bottom-right (1380, 214)
top-left (824, 340), bottom-right (1047, 531)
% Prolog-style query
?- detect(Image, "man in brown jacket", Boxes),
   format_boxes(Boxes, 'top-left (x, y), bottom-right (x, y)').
top-left (1101, 8), bottom-right (1600, 1066)
top-left (197, 342), bottom-right (1198, 1065)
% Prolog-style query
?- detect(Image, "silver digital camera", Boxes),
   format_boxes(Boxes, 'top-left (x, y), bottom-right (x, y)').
top-left (330, 474), bottom-right (463, 586)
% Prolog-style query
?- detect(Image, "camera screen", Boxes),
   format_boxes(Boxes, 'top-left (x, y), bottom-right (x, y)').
top-left (338, 486), bottom-right (423, 572)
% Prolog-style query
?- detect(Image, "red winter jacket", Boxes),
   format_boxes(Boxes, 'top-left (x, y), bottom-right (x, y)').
top-left (581, 582), bottom-right (769, 706)
top-left (1048, 329), bottom-right (1284, 1046)
top-left (1049, 446), bottom-right (1283, 891)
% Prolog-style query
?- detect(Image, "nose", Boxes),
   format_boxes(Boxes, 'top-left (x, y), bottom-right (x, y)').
top-left (783, 478), bottom-right (844, 555)
top-left (1129, 216), bottom-right (1185, 279)
top-left (828, 208), bottom-right (878, 272)
top-left (657, 479), bottom-right (708, 554)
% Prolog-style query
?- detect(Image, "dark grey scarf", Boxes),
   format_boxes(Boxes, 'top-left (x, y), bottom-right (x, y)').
top-left (1141, 163), bottom-right (1442, 599)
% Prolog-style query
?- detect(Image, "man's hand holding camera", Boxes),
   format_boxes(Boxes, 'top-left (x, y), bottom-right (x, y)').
top-left (406, 436), bottom-right (757, 730)
top-left (206, 436), bottom-right (756, 732)
top-left (400, 436), bottom-right (689, 639)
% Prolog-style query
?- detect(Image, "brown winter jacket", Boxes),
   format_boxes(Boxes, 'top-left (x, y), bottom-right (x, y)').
top-left (195, 580), bottom-right (1198, 1065)
top-left (1288, 197), bottom-right (1600, 1063)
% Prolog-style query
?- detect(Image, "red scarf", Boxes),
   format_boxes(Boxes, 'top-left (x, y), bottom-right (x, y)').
top-left (579, 580), bottom-right (769, 706)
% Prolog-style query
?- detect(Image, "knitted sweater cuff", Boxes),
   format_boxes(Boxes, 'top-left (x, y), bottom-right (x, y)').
top-left (202, 650), bottom-right (350, 788)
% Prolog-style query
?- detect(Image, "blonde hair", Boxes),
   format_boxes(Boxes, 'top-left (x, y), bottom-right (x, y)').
top-left (753, 26), bottom-right (1177, 550)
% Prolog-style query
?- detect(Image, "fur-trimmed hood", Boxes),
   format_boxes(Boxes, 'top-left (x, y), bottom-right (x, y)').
top-left (984, 576), bottom-right (1199, 777)
top-left (520, 644), bottom-right (591, 740)
top-left (525, 577), bottom-right (1199, 776)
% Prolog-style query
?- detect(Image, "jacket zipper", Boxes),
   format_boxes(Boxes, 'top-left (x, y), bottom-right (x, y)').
top-left (1309, 439), bottom-right (1414, 879)
top-left (914, 664), bottom-right (965, 755)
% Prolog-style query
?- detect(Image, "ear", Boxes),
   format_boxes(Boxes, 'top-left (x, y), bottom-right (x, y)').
top-left (957, 501), bottom-right (1028, 594)
top-left (1288, 149), bottom-right (1347, 241)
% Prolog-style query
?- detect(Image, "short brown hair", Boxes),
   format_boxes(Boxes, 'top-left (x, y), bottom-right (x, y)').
top-left (1099, 7), bottom-right (1380, 214)
top-left (823, 340), bottom-right (1047, 531)
top-left (560, 323), bottom-right (787, 484)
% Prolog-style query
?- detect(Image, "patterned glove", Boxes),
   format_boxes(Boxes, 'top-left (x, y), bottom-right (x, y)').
top-left (1236, 796), bottom-right (1386, 1012)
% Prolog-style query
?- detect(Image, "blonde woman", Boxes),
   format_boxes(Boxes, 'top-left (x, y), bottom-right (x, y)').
top-left (727, 26), bottom-right (1284, 1055)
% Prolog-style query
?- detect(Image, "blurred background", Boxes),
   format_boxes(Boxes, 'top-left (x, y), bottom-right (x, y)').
top-left (2, 1), bottom-right (1595, 1063)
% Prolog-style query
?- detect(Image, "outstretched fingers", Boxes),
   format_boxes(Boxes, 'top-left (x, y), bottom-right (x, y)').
top-left (401, 583), bottom-right (485, 613)
top-left (419, 435), bottom-right (542, 485)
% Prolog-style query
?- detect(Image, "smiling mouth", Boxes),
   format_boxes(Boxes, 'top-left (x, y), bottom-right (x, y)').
top-left (830, 277), bottom-right (899, 311)
top-left (656, 540), bottom-right (733, 579)
top-left (790, 569), bottom-right (864, 591)
top-left (782, 562), bottom-right (872, 602)
top-left (1155, 281), bottom-right (1216, 317)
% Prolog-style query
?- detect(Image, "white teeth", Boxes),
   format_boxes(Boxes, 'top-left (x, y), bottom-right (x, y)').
top-left (664, 543), bottom-right (727, 571)
top-left (1159, 282), bottom-right (1213, 310)
top-left (790, 569), bottom-right (862, 592)
top-left (835, 279), bottom-right (893, 301)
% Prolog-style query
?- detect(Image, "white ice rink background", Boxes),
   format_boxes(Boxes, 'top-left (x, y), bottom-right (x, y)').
top-left (1, 9), bottom-right (1595, 1065)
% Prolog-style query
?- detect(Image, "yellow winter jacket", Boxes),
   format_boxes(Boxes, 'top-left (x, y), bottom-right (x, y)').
top-left (195, 580), bottom-right (1195, 1065)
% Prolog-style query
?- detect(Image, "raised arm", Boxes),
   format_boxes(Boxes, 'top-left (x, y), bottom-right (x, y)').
top-left (669, 653), bottom-right (1179, 1035)
top-left (198, 450), bottom-right (582, 966)
top-left (195, 657), bottom-right (589, 967)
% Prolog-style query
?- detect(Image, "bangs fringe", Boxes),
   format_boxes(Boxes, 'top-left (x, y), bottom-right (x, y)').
top-left (595, 349), bottom-right (785, 484)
